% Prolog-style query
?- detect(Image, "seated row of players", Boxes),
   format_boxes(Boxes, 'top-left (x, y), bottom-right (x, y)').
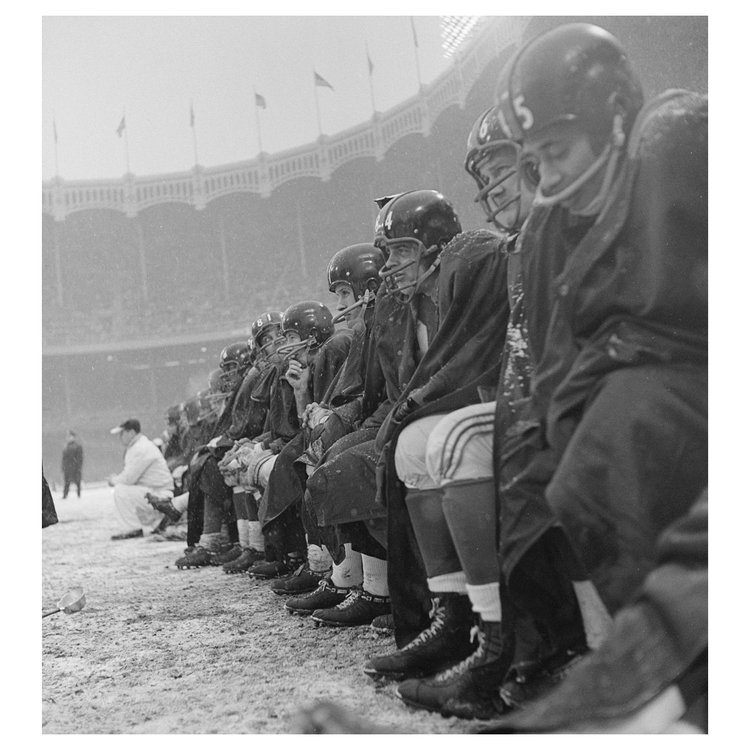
top-left (148, 23), bottom-right (707, 731)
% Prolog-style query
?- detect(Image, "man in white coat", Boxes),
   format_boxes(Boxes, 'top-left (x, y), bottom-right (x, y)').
top-left (108, 418), bottom-right (174, 540)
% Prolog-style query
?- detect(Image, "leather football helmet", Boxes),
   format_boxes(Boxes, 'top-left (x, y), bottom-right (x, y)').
top-left (196, 389), bottom-right (220, 421)
top-left (278, 301), bottom-right (335, 357)
top-left (495, 23), bottom-right (643, 212)
top-left (207, 368), bottom-right (224, 392)
top-left (327, 243), bottom-right (385, 299)
top-left (465, 104), bottom-right (539, 233)
top-left (250, 311), bottom-right (285, 358)
top-left (219, 341), bottom-right (253, 373)
top-left (183, 396), bottom-right (202, 427)
top-left (165, 404), bottom-right (182, 425)
top-left (374, 190), bottom-right (461, 301)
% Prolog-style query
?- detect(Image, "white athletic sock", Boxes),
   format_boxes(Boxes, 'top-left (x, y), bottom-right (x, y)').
top-left (236, 519), bottom-right (250, 548)
top-left (198, 531), bottom-right (222, 551)
top-left (330, 544), bottom-right (363, 588)
top-left (171, 492), bottom-right (189, 513)
top-left (362, 554), bottom-right (389, 597)
top-left (307, 543), bottom-right (333, 572)
top-left (427, 570), bottom-right (467, 594)
top-left (466, 582), bottom-right (502, 622)
top-left (247, 521), bottom-right (265, 553)
top-left (573, 580), bottom-right (613, 649)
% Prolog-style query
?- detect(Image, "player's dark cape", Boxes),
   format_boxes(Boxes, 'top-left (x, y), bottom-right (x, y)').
top-left (376, 229), bottom-right (512, 646)
top-left (42, 473), bottom-right (58, 528)
top-left (304, 286), bottom-right (411, 531)
top-left (224, 364), bottom-right (270, 442)
top-left (497, 91), bottom-right (708, 613)
top-left (258, 328), bottom-right (353, 529)
top-left (484, 487), bottom-right (708, 734)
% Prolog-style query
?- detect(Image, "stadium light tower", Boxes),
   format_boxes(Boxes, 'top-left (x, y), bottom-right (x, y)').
top-left (440, 16), bottom-right (484, 58)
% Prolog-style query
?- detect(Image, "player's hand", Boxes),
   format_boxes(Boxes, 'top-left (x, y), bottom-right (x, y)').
top-left (306, 404), bottom-right (333, 429)
top-left (393, 387), bottom-right (425, 422)
top-left (285, 358), bottom-right (310, 392)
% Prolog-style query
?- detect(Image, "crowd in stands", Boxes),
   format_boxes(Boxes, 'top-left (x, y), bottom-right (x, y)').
top-left (99, 24), bottom-right (707, 733)
top-left (43, 276), bottom-right (324, 346)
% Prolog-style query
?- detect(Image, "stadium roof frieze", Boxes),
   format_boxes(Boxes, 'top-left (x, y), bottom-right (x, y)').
top-left (42, 18), bottom-right (530, 222)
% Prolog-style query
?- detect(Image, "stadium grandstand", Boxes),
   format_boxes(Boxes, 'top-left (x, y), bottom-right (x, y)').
top-left (42, 16), bottom-right (708, 482)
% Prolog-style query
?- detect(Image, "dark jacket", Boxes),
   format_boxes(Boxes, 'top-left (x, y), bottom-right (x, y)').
top-left (61, 438), bottom-right (83, 477)
top-left (497, 91), bottom-right (708, 610)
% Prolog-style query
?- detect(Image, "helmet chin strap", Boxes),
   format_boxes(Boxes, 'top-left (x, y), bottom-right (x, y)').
top-left (533, 113), bottom-right (626, 214)
top-left (386, 245), bottom-right (441, 304)
top-left (331, 297), bottom-right (365, 325)
top-left (394, 257), bottom-right (440, 300)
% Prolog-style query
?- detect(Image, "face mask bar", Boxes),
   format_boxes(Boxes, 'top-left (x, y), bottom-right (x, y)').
top-left (276, 338), bottom-right (310, 358)
top-left (532, 113), bottom-right (625, 214)
top-left (467, 142), bottom-right (524, 233)
top-left (331, 297), bottom-right (364, 325)
top-left (256, 332), bottom-right (286, 359)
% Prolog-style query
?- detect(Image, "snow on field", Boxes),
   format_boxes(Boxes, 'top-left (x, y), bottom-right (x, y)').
top-left (42, 485), bottom-right (480, 733)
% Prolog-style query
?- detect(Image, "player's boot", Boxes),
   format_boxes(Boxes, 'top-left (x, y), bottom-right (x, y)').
top-left (223, 547), bottom-right (265, 574)
top-left (247, 555), bottom-right (304, 580)
top-left (363, 593), bottom-right (474, 681)
top-left (285, 578), bottom-right (352, 615)
top-left (311, 587), bottom-right (390, 627)
top-left (213, 542), bottom-right (243, 566)
top-left (271, 561), bottom-right (329, 595)
top-left (175, 545), bottom-right (218, 569)
top-left (397, 617), bottom-right (513, 720)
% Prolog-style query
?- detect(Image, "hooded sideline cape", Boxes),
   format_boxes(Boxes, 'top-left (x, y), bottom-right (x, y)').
top-left (497, 91), bottom-right (708, 613)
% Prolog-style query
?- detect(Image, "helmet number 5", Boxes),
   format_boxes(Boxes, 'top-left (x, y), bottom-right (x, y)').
top-left (513, 95), bottom-right (534, 131)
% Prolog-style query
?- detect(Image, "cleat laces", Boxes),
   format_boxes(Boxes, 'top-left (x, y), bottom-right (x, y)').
top-left (335, 587), bottom-right (364, 609)
top-left (402, 601), bottom-right (448, 652)
top-left (431, 626), bottom-right (486, 683)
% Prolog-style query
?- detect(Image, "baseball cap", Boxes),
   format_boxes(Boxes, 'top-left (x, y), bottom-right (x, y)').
top-left (110, 418), bottom-right (141, 435)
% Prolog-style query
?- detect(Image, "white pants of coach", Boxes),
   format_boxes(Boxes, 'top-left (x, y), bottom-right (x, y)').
top-left (113, 483), bottom-right (172, 534)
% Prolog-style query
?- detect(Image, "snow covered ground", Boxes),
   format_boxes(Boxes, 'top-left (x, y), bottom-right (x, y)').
top-left (42, 485), bottom-right (480, 733)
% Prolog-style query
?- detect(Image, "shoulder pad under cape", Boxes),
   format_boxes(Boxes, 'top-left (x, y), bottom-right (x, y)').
top-left (441, 229), bottom-right (505, 261)
top-left (627, 89), bottom-right (707, 160)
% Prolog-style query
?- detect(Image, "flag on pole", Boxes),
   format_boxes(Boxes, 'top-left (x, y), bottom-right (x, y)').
top-left (116, 115), bottom-right (126, 138)
top-left (255, 92), bottom-right (267, 109)
top-left (314, 71), bottom-right (334, 90)
top-left (366, 43), bottom-right (374, 76)
top-left (190, 102), bottom-right (195, 127)
top-left (410, 16), bottom-right (419, 48)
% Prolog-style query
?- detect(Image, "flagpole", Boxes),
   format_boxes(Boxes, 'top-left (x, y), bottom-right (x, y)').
top-left (366, 43), bottom-right (376, 114)
top-left (53, 114), bottom-right (60, 179)
top-left (313, 71), bottom-right (323, 137)
top-left (254, 92), bottom-right (264, 154)
top-left (190, 102), bottom-right (200, 165)
top-left (123, 110), bottom-right (131, 173)
top-left (410, 17), bottom-right (422, 88)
